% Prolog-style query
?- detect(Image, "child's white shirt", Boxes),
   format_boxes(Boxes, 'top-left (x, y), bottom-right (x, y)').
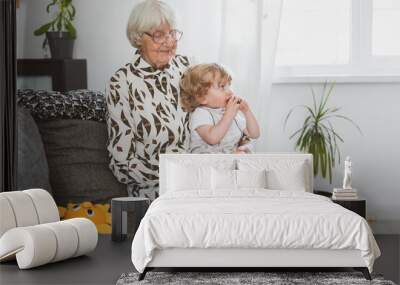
top-left (189, 106), bottom-right (246, 153)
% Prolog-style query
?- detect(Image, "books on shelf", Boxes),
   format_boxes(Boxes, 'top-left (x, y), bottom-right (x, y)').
top-left (332, 188), bottom-right (359, 200)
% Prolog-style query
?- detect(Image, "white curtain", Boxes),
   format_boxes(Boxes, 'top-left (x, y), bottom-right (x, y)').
top-left (172, 0), bottom-right (283, 152)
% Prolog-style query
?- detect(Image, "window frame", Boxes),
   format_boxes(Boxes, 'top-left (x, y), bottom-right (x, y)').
top-left (273, 0), bottom-right (400, 83)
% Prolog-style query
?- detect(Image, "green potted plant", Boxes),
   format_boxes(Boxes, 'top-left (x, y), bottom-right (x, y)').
top-left (284, 82), bottom-right (361, 184)
top-left (33, 0), bottom-right (77, 59)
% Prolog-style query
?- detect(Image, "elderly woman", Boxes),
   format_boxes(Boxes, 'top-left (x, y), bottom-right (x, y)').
top-left (106, 0), bottom-right (192, 199)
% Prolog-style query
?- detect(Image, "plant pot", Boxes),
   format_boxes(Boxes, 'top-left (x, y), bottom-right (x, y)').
top-left (46, 32), bottom-right (74, 59)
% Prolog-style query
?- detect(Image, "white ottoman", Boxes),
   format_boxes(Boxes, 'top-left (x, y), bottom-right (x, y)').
top-left (0, 189), bottom-right (98, 269)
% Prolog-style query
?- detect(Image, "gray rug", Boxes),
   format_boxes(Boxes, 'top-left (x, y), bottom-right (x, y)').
top-left (116, 271), bottom-right (396, 285)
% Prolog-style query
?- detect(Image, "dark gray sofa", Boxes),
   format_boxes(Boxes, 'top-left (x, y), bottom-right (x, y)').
top-left (17, 89), bottom-right (126, 206)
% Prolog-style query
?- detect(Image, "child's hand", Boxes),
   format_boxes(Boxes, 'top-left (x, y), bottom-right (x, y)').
top-left (234, 147), bottom-right (246, 154)
top-left (237, 145), bottom-right (251, 153)
top-left (238, 98), bottom-right (250, 113)
top-left (224, 96), bottom-right (240, 119)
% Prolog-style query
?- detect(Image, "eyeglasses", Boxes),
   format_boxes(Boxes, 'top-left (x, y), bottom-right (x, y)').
top-left (143, 29), bottom-right (183, 44)
top-left (213, 83), bottom-right (232, 92)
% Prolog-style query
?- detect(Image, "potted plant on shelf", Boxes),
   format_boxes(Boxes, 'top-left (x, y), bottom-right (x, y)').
top-left (284, 82), bottom-right (361, 187)
top-left (33, 0), bottom-right (77, 59)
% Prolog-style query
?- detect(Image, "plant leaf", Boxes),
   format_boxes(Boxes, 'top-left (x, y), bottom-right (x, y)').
top-left (290, 116), bottom-right (312, 140)
top-left (289, 127), bottom-right (305, 140)
top-left (330, 114), bottom-right (363, 135)
top-left (320, 122), bottom-right (339, 168)
top-left (326, 121), bottom-right (342, 164)
top-left (67, 9), bottom-right (73, 20)
top-left (46, 0), bottom-right (57, 13)
top-left (319, 136), bottom-right (327, 178)
top-left (33, 22), bottom-right (53, 36)
top-left (299, 128), bottom-right (312, 151)
top-left (303, 105), bottom-right (316, 119)
top-left (327, 152), bottom-right (332, 183)
top-left (310, 85), bottom-right (317, 114)
top-left (311, 134), bottom-right (319, 176)
top-left (319, 82), bottom-right (335, 115)
top-left (283, 105), bottom-right (306, 131)
top-left (319, 107), bottom-right (342, 121)
top-left (56, 16), bottom-right (62, 31)
top-left (65, 20), bottom-right (77, 39)
top-left (69, 4), bottom-right (76, 19)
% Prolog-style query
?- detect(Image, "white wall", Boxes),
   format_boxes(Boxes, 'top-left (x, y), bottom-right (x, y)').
top-left (17, 0), bottom-right (223, 91)
top-left (17, 0), bottom-right (400, 221)
top-left (266, 83), bottom-right (400, 221)
top-left (17, 0), bottom-right (138, 92)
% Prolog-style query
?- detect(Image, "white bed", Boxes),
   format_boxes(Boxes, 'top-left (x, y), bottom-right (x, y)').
top-left (131, 153), bottom-right (380, 280)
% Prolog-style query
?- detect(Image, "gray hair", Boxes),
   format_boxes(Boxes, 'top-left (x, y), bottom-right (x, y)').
top-left (126, 0), bottom-right (176, 48)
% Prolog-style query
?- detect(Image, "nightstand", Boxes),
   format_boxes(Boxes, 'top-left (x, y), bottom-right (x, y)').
top-left (111, 197), bottom-right (150, 242)
top-left (332, 198), bottom-right (366, 218)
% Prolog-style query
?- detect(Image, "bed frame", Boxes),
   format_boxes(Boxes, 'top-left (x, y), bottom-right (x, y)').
top-left (139, 153), bottom-right (371, 280)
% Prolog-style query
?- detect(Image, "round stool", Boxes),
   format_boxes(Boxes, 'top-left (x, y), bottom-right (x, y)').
top-left (111, 197), bottom-right (150, 242)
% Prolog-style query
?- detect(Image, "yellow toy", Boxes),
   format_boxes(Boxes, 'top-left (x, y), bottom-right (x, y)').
top-left (59, 202), bottom-right (112, 234)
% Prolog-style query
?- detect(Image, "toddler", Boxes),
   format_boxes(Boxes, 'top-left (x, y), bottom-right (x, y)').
top-left (180, 63), bottom-right (260, 154)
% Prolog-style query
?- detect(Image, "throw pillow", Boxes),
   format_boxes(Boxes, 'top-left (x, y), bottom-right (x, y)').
top-left (211, 168), bottom-right (237, 190)
top-left (37, 119), bottom-right (126, 205)
top-left (266, 161), bottom-right (307, 191)
top-left (236, 169), bottom-right (268, 189)
top-left (17, 89), bottom-right (106, 122)
top-left (237, 159), bottom-right (308, 191)
top-left (167, 162), bottom-right (212, 191)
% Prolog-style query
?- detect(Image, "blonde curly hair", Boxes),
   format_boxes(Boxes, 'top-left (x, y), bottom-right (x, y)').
top-left (180, 63), bottom-right (232, 112)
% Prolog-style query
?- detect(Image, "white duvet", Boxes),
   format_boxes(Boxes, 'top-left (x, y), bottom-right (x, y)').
top-left (131, 189), bottom-right (380, 273)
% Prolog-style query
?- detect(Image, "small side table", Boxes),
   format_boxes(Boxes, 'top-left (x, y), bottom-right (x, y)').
top-left (332, 198), bottom-right (366, 218)
top-left (111, 197), bottom-right (150, 242)
top-left (17, 58), bottom-right (87, 92)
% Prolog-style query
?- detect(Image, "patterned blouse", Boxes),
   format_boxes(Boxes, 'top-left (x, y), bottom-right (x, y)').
top-left (106, 50), bottom-right (191, 190)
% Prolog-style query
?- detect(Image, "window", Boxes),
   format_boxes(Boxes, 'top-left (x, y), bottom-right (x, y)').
top-left (372, 0), bottom-right (400, 56)
top-left (276, 0), bottom-right (351, 66)
top-left (274, 0), bottom-right (400, 82)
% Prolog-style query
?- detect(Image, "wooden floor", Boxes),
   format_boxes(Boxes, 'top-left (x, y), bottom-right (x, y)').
top-left (0, 235), bottom-right (398, 285)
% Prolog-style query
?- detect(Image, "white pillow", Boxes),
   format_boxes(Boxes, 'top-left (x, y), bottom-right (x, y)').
top-left (236, 169), bottom-right (268, 189)
top-left (211, 168), bottom-right (236, 190)
top-left (237, 159), bottom-right (308, 191)
top-left (211, 168), bottom-right (268, 190)
top-left (167, 162), bottom-right (212, 191)
top-left (266, 162), bottom-right (306, 191)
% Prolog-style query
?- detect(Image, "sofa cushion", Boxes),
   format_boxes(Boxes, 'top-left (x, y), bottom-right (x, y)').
top-left (17, 89), bottom-right (106, 122)
top-left (17, 107), bottom-right (52, 193)
top-left (36, 119), bottom-right (126, 206)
